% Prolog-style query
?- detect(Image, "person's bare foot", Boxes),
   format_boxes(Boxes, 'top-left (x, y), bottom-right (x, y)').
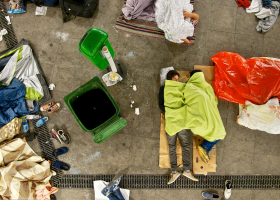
top-left (181, 39), bottom-right (191, 44)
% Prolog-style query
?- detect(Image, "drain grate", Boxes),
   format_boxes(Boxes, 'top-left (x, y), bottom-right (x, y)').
top-left (57, 174), bottom-right (280, 189)
top-left (31, 111), bottom-right (63, 187)
top-left (0, 1), bottom-right (17, 49)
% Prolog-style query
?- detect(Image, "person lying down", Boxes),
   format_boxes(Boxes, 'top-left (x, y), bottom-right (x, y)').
top-left (122, 0), bottom-right (199, 44)
top-left (155, 0), bottom-right (199, 44)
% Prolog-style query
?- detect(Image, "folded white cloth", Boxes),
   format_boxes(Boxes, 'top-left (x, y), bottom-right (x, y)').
top-left (94, 180), bottom-right (130, 200)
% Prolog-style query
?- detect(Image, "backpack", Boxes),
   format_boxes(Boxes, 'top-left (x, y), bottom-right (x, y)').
top-left (59, 0), bottom-right (98, 22)
top-left (29, 0), bottom-right (59, 7)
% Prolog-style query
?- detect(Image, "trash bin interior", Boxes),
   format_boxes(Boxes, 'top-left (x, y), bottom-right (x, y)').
top-left (71, 88), bottom-right (116, 130)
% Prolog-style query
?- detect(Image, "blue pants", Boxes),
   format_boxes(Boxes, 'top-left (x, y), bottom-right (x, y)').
top-left (263, 0), bottom-right (271, 8)
top-left (201, 139), bottom-right (220, 153)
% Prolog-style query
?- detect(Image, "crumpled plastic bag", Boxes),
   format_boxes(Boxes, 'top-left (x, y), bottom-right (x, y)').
top-left (211, 52), bottom-right (280, 105)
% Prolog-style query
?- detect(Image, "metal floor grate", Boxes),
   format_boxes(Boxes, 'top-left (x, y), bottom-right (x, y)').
top-left (0, 1), bottom-right (17, 49)
top-left (57, 174), bottom-right (280, 189)
top-left (32, 111), bottom-right (63, 187)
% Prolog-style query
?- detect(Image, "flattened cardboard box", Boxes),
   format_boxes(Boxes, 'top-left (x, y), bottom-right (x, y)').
top-left (193, 135), bottom-right (217, 175)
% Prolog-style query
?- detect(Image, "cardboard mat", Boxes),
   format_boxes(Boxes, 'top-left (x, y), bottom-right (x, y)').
top-left (159, 66), bottom-right (217, 174)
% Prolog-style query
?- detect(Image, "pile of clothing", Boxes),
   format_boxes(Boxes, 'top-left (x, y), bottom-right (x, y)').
top-left (0, 138), bottom-right (57, 199)
top-left (238, 0), bottom-right (280, 32)
top-left (212, 52), bottom-right (280, 134)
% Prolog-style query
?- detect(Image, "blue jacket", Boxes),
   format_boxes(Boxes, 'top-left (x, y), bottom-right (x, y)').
top-left (0, 78), bottom-right (38, 127)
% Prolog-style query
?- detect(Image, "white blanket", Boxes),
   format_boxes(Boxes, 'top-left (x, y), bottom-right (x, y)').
top-left (155, 0), bottom-right (194, 43)
top-left (237, 98), bottom-right (280, 134)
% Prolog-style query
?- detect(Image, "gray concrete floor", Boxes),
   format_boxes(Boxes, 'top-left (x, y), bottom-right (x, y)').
top-left (2, 0), bottom-right (280, 199)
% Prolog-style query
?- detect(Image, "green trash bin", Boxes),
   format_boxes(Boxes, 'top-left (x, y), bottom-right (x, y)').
top-left (63, 77), bottom-right (127, 143)
top-left (79, 28), bottom-right (114, 70)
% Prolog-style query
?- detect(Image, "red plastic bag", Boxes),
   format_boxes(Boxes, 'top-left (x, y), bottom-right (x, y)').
top-left (212, 52), bottom-right (280, 105)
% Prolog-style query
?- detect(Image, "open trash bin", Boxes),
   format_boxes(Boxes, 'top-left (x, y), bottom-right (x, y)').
top-left (63, 77), bottom-right (127, 143)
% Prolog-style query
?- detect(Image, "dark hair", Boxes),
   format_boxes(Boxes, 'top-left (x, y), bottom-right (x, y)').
top-left (190, 69), bottom-right (202, 77)
top-left (166, 70), bottom-right (180, 80)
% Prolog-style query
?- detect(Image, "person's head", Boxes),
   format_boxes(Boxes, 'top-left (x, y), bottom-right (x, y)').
top-left (190, 69), bottom-right (202, 77)
top-left (167, 70), bottom-right (180, 82)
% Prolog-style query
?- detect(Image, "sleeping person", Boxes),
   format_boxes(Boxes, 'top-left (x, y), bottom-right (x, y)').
top-left (155, 0), bottom-right (199, 44)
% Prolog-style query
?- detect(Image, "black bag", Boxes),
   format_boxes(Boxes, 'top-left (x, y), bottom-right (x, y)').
top-left (30, 0), bottom-right (59, 7)
top-left (59, 0), bottom-right (98, 22)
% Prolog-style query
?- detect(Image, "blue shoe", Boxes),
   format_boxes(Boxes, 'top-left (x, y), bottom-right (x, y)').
top-left (36, 117), bottom-right (48, 127)
top-left (52, 147), bottom-right (68, 157)
top-left (202, 191), bottom-right (219, 199)
top-left (53, 161), bottom-right (70, 171)
top-left (22, 119), bottom-right (29, 133)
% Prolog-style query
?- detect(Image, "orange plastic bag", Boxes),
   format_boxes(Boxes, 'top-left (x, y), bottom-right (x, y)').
top-left (212, 52), bottom-right (280, 105)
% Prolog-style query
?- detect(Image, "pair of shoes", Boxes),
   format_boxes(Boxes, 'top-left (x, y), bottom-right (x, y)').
top-left (51, 129), bottom-right (70, 145)
top-left (40, 102), bottom-right (61, 114)
top-left (198, 145), bottom-right (210, 163)
top-left (255, 7), bottom-right (272, 19)
top-left (52, 147), bottom-right (70, 171)
top-left (168, 170), bottom-right (198, 184)
top-left (224, 180), bottom-right (232, 199)
top-left (202, 191), bottom-right (219, 199)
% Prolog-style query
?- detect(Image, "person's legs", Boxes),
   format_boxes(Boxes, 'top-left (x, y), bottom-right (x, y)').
top-left (177, 129), bottom-right (191, 172)
top-left (178, 129), bottom-right (199, 182)
top-left (166, 132), bottom-right (178, 172)
top-left (166, 132), bottom-right (181, 184)
top-left (201, 139), bottom-right (220, 153)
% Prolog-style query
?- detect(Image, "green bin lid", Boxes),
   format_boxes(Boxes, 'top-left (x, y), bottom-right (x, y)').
top-left (79, 28), bottom-right (109, 57)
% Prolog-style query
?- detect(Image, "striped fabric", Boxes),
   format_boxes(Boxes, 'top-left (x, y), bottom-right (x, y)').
top-left (0, 138), bottom-right (56, 199)
top-left (116, 0), bottom-right (197, 44)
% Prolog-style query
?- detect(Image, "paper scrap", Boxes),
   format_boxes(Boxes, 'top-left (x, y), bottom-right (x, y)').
top-left (49, 83), bottom-right (55, 90)
top-left (0, 29), bottom-right (8, 41)
top-left (5, 16), bottom-right (11, 25)
top-left (133, 85), bottom-right (137, 91)
top-left (35, 6), bottom-right (47, 15)
top-left (135, 108), bottom-right (140, 115)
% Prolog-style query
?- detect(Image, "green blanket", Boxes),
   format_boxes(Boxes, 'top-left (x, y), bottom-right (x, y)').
top-left (164, 72), bottom-right (226, 142)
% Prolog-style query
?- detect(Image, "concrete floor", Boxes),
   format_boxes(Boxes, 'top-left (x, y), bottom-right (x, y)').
top-left (2, 0), bottom-right (280, 199)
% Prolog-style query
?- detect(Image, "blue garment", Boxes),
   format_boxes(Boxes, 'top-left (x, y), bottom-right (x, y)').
top-left (201, 139), bottom-right (220, 153)
top-left (0, 78), bottom-right (38, 127)
top-left (101, 175), bottom-right (125, 200)
top-left (263, 0), bottom-right (271, 8)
